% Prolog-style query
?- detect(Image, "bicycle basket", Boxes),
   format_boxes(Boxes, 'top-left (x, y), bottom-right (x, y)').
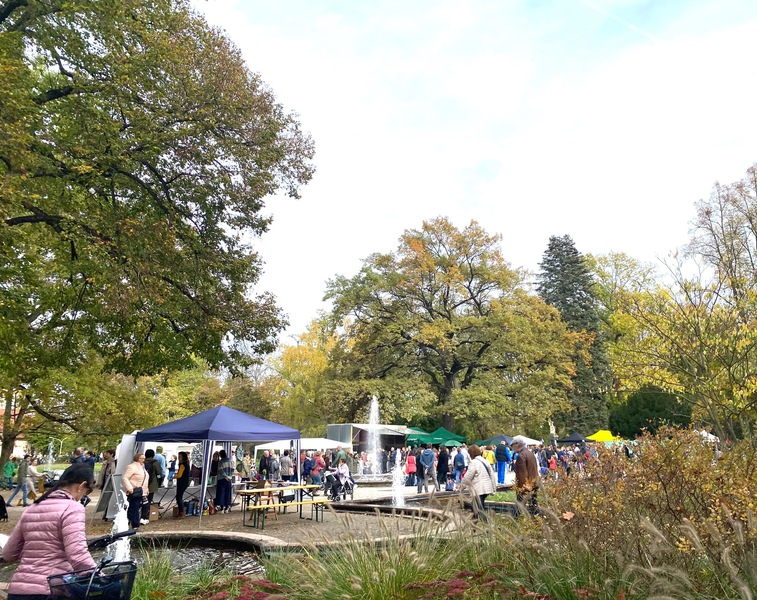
top-left (48, 561), bottom-right (137, 600)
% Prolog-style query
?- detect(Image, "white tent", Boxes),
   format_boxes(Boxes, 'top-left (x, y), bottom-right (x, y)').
top-left (512, 434), bottom-right (542, 446)
top-left (254, 437), bottom-right (351, 457)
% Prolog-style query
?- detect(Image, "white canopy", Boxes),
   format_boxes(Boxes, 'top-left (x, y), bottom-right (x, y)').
top-left (254, 437), bottom-right (351, 457)
top-left (512, 434), bottom-right (542, 446)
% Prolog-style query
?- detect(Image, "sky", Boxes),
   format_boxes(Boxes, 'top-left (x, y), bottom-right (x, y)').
top-left (195, 0), bottom-right (757, 341)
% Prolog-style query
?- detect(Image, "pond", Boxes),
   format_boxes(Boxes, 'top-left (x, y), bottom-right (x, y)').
top-left (0, 539), bottom-right (263, 582)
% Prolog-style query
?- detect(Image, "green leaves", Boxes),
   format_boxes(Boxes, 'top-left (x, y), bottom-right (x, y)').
top-left (325, 218), bottom-right (576, 435)
top-left (1, 0), bottom-right (314, 377)
top-left (538, 235), bottom-right (612, 435)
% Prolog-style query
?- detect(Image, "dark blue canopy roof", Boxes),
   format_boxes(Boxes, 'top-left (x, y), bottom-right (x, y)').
top-left (135, 405), bottom-right (300, 443)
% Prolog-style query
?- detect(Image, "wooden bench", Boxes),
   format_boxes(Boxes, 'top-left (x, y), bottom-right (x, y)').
top-left (244, 497), bottom-right (330, 529)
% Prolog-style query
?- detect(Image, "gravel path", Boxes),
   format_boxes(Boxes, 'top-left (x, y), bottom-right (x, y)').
top-left (0, 484), bottom-right (469, 550)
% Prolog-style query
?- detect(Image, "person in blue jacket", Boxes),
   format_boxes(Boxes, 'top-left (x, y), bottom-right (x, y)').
top-left (494, 440), bottom-right (511, 484)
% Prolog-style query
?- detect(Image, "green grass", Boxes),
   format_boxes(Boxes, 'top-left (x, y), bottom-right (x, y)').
top-left (486, 490), bottom-right (516, 502)
top-left (124, 510), bottom-right (757, 600)
top-left (131, 549), bottom-right (236, 600)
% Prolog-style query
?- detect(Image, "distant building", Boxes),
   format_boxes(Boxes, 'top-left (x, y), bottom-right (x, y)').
top-left (327, 423), bottom-right (414, 454)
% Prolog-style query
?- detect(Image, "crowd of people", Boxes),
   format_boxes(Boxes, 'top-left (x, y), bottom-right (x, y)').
top-left (1, 437), bottom-right (605, 531)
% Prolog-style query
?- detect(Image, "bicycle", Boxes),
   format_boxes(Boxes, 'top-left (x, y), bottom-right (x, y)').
top-left (47, 529), bottom-right (138, 600)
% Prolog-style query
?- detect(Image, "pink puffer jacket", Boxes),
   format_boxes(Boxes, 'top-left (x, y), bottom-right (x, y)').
top-left (2, 490), bottom-right (96, 595)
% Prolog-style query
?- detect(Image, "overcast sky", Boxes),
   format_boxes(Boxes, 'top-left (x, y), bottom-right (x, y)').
top-left (196, 0), bottom-right (757, 340)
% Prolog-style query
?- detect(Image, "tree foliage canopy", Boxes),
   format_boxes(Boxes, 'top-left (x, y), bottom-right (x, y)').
top-left (609, 386), bottom-right (691, 438)
top-left (537, 235), bottom-right (612, 435)
top-left (0, 0), bottom-right (314, 378)
top-left (325, 218), bottom-right (577, 434)
top-left (0, 0), bottom-right (314, 462)
top-left (605, 165), bottom-right (757, 441)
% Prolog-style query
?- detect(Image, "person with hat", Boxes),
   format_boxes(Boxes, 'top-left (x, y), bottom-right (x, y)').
top-left (3, 463), bottom-right (97, 598)
top-left (511, 439), bottom-right (540, 516)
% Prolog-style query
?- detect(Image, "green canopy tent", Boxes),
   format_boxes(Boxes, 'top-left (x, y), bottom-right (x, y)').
top-left (474, 434), bottom-right (514, 446)
top-left (429, 427), bottom-right (466, 443)
top-left (407, 426), bottom-right (466, 447)
top-left (405, 427), bottom-right (433, 446)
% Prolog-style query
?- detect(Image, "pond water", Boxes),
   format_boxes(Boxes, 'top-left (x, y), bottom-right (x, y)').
top-left (0, 540), bottom-right (263, 582)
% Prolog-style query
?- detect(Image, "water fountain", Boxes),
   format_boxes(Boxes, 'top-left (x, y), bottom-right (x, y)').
top-left (391, 448), bottom-right (405, 507)
top-left (109, 491), bottom-right (132, 562)
top-left (47, 440), bottom-right (54, 473)
top-left (367, 396), bottom-right (381, 477)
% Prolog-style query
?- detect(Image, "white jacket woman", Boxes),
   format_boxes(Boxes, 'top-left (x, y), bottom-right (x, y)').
top-left (461, 451), bottom-right (497, 521)
top-left (462, 455), bottom-right (497, 496)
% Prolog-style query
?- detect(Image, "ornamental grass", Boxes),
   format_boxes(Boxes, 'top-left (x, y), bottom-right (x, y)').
top-left (133, 427), bottom-right (757, 599)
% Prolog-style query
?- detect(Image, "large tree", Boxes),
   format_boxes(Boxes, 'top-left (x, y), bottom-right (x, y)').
top-left (537, 235), bottom-right (612, 434)
top-left (0, 0), bottom-right (314, 461)
top-left (606, 165), bottom-right (757, 441)
top-left (325, 218), bottom-right (577, 435)
top-left (609, 386), bottom-right (691, 439)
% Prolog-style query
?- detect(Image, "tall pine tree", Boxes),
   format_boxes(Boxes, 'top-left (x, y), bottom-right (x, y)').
top-left (537, 235), bottom-right (611, 435)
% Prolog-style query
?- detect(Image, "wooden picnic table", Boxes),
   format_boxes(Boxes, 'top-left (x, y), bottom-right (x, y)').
top-left (238, 483), bottom-right (324, 529)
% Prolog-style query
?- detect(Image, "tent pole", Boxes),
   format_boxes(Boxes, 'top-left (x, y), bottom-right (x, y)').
top-left (295, 438), bottom-right (301, 483)
top-left (198, 439), bottom-right (213, 526)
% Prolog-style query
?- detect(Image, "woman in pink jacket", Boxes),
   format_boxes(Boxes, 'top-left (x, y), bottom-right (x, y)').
top-left (2, 463), bottom-right (96, 599)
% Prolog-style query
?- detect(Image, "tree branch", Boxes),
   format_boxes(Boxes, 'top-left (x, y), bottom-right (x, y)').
top-left (32, 85), bottom-right (75, 104)
top-left (0, 0), bottom-right (27, 26)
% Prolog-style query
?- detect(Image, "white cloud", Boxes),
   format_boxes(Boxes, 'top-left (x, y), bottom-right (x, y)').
top-left (196, 0), bottom-right (757, 336)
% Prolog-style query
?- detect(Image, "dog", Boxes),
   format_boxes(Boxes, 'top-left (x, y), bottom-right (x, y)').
top-left (0, 495), bottom-right (8, 522)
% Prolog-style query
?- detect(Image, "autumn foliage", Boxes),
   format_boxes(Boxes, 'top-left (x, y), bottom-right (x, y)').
top-left (545, 427), bottom-right (757, 592)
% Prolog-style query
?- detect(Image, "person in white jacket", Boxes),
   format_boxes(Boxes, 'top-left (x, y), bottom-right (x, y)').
top-left (461, 444), bottom-right (498, 522)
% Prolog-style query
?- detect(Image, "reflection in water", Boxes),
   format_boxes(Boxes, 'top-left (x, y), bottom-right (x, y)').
top-left (148, 545), bottom-right (263, 575)
top-left (0, 543), bottom-right (262, 581)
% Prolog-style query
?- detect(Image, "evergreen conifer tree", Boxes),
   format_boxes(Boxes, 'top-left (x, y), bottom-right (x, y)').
top-left (537, 235), bottom-right (611, 434)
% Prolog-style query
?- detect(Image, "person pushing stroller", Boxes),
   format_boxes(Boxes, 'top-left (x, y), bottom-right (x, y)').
top-left (324, 458), bottom-right (352, 501)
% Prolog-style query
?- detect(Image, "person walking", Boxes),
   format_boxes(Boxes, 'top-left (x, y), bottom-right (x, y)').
top-left (512, 440), bottom-right (540, 516)
top-left (216, 449), bottom-right (235, 513)
top-left (121, 452), bottom-right (148, 529)
top-left (7, 454), bottom-right (31, 507)
top-left (25, 458), bottom-right (42, 501)
top-left (96, 449), bottom-right (117, 491)
top-left (419, 444), bottom-right (439, 492)
top-left (2, 463), bottom-right (97, 598)
top-left (3, 457), bottom-right (17, 490)
top-left (461, 445), bottom-right (497, 522)
top-left (495, 441), bottom-right (510, 485)
top-left (166, 454), bottom-right (177, 487)
top-left (436, 447), bottom-right (450, 489)
top-left (174, 451), bottom-right (190, 519)
top-left (154, 446), bottom-right (167, 487)
top-left (142, 449), bottom-right (162, 525)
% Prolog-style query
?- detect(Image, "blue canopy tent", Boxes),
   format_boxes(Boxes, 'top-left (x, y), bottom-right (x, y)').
top-left (135, 405), bottom-right (300, 522)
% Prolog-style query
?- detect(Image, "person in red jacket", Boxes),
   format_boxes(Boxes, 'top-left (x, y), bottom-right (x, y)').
top-left (3, 463), bottom-right (96, 599)
top-left (405, 451), bottom-right (418, 486)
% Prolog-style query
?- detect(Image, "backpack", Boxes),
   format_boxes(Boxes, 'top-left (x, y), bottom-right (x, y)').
top-left (303, 458), bottom-right (313, 477)
top-left (270, 457), bottom-right (280, 473)
top-left (454, 452), bottom-right (465, 469)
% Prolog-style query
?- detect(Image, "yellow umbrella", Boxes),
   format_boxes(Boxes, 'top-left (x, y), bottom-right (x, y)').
top-left (587, 430), bottom-right (622, 442)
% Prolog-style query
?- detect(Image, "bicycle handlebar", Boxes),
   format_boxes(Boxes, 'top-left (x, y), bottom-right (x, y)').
top-left (87, 529), bottom-right (137, 550)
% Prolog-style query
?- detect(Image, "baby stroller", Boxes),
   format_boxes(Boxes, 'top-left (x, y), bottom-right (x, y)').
top-left (323, 470), bottom-right (354, 502)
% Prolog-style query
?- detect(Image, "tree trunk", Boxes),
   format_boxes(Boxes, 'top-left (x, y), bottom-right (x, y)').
top-left (440, 375), bottom-right (458, 431)
top-left (1, 387), bottom-right (20, 467)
